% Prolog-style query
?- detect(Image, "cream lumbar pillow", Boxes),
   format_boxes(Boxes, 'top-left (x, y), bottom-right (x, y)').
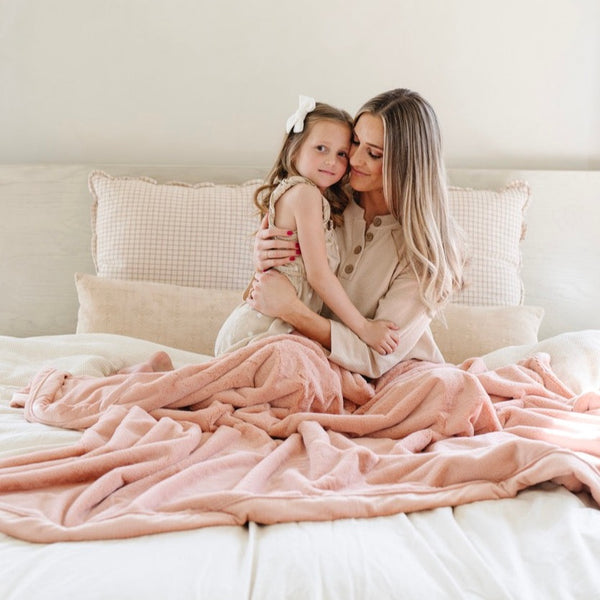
top-left (431, 303), bottom-right (544, 364)
top-left (75, 273), bottom-right (244, 356)
top-left (76, 273), bottom-right (544, 362)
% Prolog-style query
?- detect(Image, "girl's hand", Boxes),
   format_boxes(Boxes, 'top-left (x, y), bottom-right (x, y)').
top-left (254, 215), bottom-right (300, 271)
top-left (359, 320), bottom-right (400, 355)
top-left (246, 269), bottom-right (298, 319)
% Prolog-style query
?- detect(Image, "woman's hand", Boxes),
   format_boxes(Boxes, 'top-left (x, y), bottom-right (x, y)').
top-left (246, 269), bottom-right (298, 319)
top-left (247, 262), bottom-right (333, 349)
top-left (253, 215), bottom-right (300, 272)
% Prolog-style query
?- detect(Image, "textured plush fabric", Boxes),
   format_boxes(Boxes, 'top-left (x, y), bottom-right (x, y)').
top-left (4, 334), bottom-right (600, 542)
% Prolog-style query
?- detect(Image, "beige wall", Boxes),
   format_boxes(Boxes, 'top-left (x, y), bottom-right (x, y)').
top-left (1, 0), bottom-right (598, 169)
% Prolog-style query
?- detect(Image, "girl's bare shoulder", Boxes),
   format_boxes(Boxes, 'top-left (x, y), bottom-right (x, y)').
top-left (280, 181), bottom-right (322, 205)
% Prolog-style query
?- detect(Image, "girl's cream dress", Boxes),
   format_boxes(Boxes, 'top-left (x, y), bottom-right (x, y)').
top-left (214, 176), bottom-right (339, 356)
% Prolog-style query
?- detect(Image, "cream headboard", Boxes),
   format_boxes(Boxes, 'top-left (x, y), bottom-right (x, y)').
top-left (1, 165), bottom-right (599, 340)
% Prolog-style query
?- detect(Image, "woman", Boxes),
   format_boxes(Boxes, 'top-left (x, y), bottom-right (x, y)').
top-left (247, 88), bottom-right (465, 378)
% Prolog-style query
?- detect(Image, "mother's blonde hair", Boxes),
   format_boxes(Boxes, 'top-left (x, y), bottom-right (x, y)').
top-left (356, 88), bottom-right (465, 314)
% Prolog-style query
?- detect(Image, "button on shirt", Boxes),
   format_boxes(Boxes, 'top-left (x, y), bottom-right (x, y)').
top-left (322, 199), bottom-right (443, 377)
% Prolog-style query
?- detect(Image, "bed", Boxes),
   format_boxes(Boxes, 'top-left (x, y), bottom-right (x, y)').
top-left (0, 164), bottom-right (599, 599)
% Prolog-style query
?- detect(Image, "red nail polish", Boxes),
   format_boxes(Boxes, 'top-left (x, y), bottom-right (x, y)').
top-left (290, 256), bottom-right (295, 261)
top-left (287, 230), bottom-right (293, 236)
top-left (296, 249), bottom-right (301, 254)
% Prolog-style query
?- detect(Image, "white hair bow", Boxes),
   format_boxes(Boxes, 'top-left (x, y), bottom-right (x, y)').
top-left (285, 95), bottom-right (316, 133)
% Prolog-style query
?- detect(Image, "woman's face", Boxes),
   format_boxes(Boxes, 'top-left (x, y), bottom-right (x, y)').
top-left (349, 113), bottom-right (384, 194)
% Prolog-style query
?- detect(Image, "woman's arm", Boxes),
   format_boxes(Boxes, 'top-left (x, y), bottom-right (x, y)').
top-left (247, 269), bottom-right (332, 348)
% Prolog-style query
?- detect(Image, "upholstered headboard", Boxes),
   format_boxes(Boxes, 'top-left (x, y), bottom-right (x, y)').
top-left (1, 164), bottom-right (599, 341)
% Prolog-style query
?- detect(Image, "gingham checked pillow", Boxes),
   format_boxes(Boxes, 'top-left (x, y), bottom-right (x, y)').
top-left (449, 181), bottom-right (530, 306)
top-left (90, 171), bottom-right (530, 305)
top-left (89, 171), bottom-right (262, 289)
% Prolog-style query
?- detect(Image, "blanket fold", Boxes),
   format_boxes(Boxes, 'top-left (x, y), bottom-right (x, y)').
top-left (3, 334), bottom-right (600, 542)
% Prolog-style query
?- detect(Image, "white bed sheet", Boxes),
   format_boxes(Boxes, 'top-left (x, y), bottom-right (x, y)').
top-left (1, 332), bottom-right (599, 600)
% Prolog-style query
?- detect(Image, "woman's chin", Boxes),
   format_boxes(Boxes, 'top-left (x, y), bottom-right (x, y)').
top-left (349, 175), bottom-right (368, 191)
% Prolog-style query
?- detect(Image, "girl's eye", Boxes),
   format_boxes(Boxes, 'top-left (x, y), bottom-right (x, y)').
top-left (368, 150), bottom-right (383, 160)
top-left (338, 151), bottom-right (348, 159)
top-left (316, 145), bottom-right (326, 152)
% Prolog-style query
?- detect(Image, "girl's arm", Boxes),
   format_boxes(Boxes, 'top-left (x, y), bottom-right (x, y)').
top-left (276, 184), bottom-right (399, 355)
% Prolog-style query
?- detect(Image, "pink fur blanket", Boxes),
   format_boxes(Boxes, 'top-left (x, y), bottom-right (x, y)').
top-left (3, 334), bottom-right (600, 542)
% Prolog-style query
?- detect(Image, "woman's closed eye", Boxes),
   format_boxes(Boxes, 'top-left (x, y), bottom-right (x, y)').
top-left (351, 137), bottom-right (382, 159)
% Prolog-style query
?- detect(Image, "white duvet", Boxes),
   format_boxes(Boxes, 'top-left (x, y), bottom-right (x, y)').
top-left (0, 330), bottom-right (599, 600)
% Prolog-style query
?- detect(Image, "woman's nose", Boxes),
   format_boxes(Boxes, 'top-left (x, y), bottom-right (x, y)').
top-left (349, 146), bottom-right (362, 166)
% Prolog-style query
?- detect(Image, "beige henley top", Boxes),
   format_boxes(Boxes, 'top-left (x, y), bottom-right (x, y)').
top-left (322, 199), bottom-right (444, 378)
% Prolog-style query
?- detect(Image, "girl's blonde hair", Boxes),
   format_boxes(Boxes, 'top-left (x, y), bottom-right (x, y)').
top-left (254, 102), bottom-right (353, 227)
top-left (356, 88), bottom-right (465, 313)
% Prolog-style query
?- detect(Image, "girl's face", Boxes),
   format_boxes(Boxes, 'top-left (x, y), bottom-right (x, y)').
top-left (349, 113), bottom-right (384, 194)
top-left (293, 120), bottom-right (351, 193)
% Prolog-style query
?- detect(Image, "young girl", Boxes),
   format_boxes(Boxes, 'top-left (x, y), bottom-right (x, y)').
top-left (214, 96), bottom-right (399, 356)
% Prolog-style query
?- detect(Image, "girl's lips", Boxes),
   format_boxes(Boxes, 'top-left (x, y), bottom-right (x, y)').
top-left (351, 167), bottom-right (368, 177)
